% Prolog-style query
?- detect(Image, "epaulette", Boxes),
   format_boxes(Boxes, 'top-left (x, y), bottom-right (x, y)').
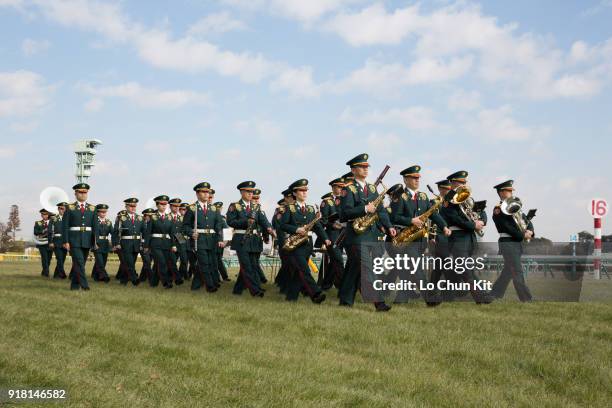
top-left (189, 203), bottom-right (196, 211)
top-left (418, 192), bottom-right (427, 200)
top-left (36, 220), bottom-right (42, 225)
top-left (307, 205), bottom-right (315, 213)
top-left (120, 215), bottom-right (127, 222)
top-left (386, 207), bottom-right (392, 214)
top-left (278, 206), bottom-right (286, 214)
top-left (325, 198), bottom-right (334, 207)
top-left (348, 185), bottom-right (357, 194)
top-left (401, 192), bottom-right (408, 200)
top-left (68, 204), bottom-right (76, 210)
top-left (368, 184), bottom-right (376, 193)
top-left (152, 214), bottom-right (159, 221)
top-left (88, 204), bottom-right (96, 211)
top-left (234, 202), bottom-right (242, 212)
top-left (288, 204), bottom-right (296, 213)
top-left (136, 215), bottom-right (143, 221)
top-left (210, 205), bottom-right (217, 212)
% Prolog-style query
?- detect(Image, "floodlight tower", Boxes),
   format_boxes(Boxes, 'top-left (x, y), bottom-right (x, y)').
top-left (74, 139), bottom-right (102, 183)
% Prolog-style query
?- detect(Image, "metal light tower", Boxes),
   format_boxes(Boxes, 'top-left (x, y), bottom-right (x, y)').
top-left (74, 139), bottom-right (102, 183)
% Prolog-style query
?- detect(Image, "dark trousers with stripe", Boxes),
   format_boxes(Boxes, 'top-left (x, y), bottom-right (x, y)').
top-left (191, 248), bottom-right (216, 290)
top-left (151, 248), bottom-right (173, 287)
top-left (38, 245), bottom-right (52, 276)
top-left (216, 251), bottom-right (229, 280)
top-left (69, 247), bottom-right (90, 289)
top-left (492, 241), bottom-right (532, 301)
top-left (286, 251), bottom-right (322, 301)
top-left (120, 249), bottom-right (139, 283)
top-left (52, 246), bottom-right (67, 278)
top-left (275, 250), bottom-right (289, 293)
top-left (339, 244), bottom-right (384, 305)
top-left (92, 251), bottom-right (109, 281)
top-left (177, 244), bottom-right (189, 280)
top-left (449, 237), bottom-right (490, 302)
top-left (233, 249), bottom-right (263, 295)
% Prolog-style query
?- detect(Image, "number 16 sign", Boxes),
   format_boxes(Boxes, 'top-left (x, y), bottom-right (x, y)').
top-left (589, 198), bottom-right (608, 218)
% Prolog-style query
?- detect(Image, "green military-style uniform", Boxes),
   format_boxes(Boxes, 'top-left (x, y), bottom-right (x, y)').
top-left (34, 210), bottom-right (52, 277)
top-left (113, 198), bottom-right (145, 286)
top-left (92, 204), bottom-right (112, 282)
top-left (169, 199), bottom-right (189, 281)
top-left (48, 205), bottom-right (67, 279)
top-left (318, 179), bottom-right (345, 290)
top-left (213, 202), bottom-right (230, 282)
top-left (250, 189), bottom-right (269, 286)
top-left (138, 209), bottom-right (155, 283)
top-left (391, 165), bottom-right (447, 305)
top-left (339, 154), bottom-right (393, 311)
top-left (182, 183), bottom-right (224, 292)
top-left (279, 179), bottom-right (328, 303)
top-left (428, 180), bottom-right (459, 300)
top-left (227, 181), bottom-right (272, 297)
top-left (144, 196), bottom-right (180, 288)
top-left (491, 180), bottom-right (534, 302)
top-left (440, 171), bottom-right (493, 303)
top-left (62, 183), bottom-right (97, 290)
top-left (273, 189), bottom-right (293, 293)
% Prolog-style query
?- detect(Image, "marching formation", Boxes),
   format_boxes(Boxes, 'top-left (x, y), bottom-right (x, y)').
top-left (33, 153), bottom-right (536, 310)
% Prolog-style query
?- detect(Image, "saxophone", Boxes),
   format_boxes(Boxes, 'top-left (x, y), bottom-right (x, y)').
top-left (392, 196), bottom-right (442, 245)
top-left (352, 184), bottom-right (389, 234)
top-left (283, 206), bottom-right (321, 251)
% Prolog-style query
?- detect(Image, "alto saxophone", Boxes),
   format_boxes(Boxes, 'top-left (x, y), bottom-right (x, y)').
top-left (352, 184), bottom-right (389, 234)
top-left (392, 196), bottom-right (443, 245)
top-left (283, 206), bottom-right (321, 251)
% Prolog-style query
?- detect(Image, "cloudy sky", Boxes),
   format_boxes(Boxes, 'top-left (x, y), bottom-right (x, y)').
top-left (1, 0), bottom-right (611, 241)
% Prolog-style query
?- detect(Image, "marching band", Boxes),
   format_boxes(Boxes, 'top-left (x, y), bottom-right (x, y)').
top-left (33, 153), bottom-right (536, 309)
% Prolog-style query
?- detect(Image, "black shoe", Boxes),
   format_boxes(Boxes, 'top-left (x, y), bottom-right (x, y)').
top-left (261, 278), bottom-right (268, 284)
top-left (426, 301), bottom-right (441, 307)
top-left (206, 287), bottom-right (218, 293)
top-left (374, 302), bottom-right (391, 312)
top-left (339, 301), bottom-right (352, 307)
top-left (131, 280), bottom-right (140, 286)
top-left (120, 281), bottom-right (128, 286)
top-left (164, 283), bottom-right (173, 289)
top-left (104, 277), bottom-right (110, 283)
top-left (175, 279), bottom-right (184, 286)
top-left (82, 287), bottom-right (90, 291)
top-left (476, 292), bottom-right (495, 304)
top-left (223, 277), bottom-right (231, 282)
top-left (312, 293), bottom-right (326, 304)
top-left (253, 291), bottom-right (264, 298)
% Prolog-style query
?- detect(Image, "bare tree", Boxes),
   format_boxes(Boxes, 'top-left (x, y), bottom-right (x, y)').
top-left (6, 204), bottom-right (20, 241)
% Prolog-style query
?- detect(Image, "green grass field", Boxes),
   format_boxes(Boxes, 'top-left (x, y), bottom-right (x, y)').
top-left (1, 261), bottom-right (611, 407)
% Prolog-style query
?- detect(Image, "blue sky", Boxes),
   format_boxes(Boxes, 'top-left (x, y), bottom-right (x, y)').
top-left (1, 0), bottom-right (611, 241)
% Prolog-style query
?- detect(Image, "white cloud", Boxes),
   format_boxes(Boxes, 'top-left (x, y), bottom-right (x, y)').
top-left (470, 106), bottom-right (533, 141)
top-left (366, 132), bottom-right (401, 155)
top-left (0, 0), bottom-right (24, 7)
top-left (25, 0), bottom-right (318, 97)
top-left (187, 12), bottom-right (247, 35)
top-left (448, 89), bottom-right (481, 111)
top-left (341, 106), bottom-right (440, 131)
top-left (222, 0), bottom-right (363, 23)
top-left (333, 56), bottom-right (472, 94)
top-left (325, 3), bottom-right (612, 99)
top-left (84, 98), bottom-right (103, 112)
top-left (78, 82), bottom-right (210, 109)
top-left (233, 118), bottom-right (283, 141)
top-left (21, 38), bottom-right (51, 56)
top-left (0, 146), bottom-right (17, 158)
top-left (0, 70), bottom-right (52, 117)
top-left (270, 66), bottom-right (320, 98)
top-left (324, 3), bottom-right (420, 46)
top-left (9, 121), bottom-right (38, 132)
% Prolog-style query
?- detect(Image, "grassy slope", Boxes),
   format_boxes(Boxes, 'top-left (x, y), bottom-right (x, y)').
top-left (0, 261), bottom-right (611, 407)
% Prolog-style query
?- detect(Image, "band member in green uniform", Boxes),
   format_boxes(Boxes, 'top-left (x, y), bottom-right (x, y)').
top-left (213, 202), bottom-right (230, 282)
top-left (182, 182), bottom-right (224, 292)
top-left (491, 180), bottom-right (534, 302)
top-left (279, 179), bottom-right (331, 303)
top-left (49, 202), bottom-right (68, 279)
top-left (139, 208), bottom-right (155, 283)
top-left (92, 204), bottom-right (112, 282)
top-left (144, 195), bottom-right (179, 289)
top-left (34, 209), bottom-right (52, 277)
top-left (62, 183), bottom-right (97, 291)
top-left (338, 154), bottom-right (397, 312)
top-left (113, 198), bottom-right (145, 286)
top-left (227, 181), bottom-right (275, 297)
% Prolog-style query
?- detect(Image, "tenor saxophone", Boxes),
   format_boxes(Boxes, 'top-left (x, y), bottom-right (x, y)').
top-left (392, 197), bottom-right (443, 245)
top-left (352, 184), bottom-right (389, 234)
